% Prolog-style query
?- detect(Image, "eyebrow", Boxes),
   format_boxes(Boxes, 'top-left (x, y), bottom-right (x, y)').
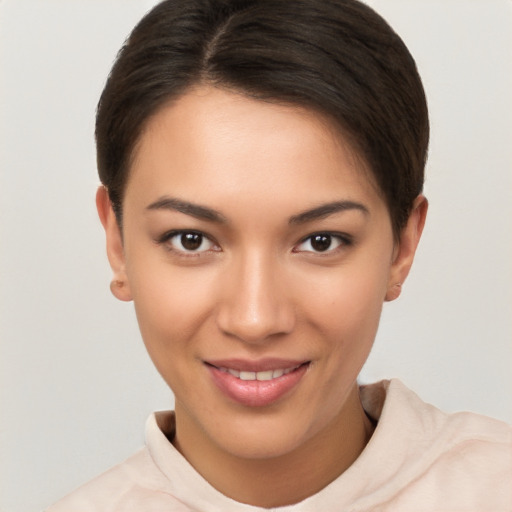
top-left (288, 201), bottom-right (369, 224)
top-left (146, 197), bottom-right (227, 223)
top-left (146, 196), bottom-right (368, 225)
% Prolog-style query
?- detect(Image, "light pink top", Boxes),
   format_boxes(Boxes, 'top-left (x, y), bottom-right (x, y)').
top-left (47, 379), bottom-right (512, 511)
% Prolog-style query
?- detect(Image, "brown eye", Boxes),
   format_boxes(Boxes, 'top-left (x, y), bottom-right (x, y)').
top-left (161, 231), bottom-right (217, 254)
top-left (310, 234), bottom-right (332, 252)
top-left (295, 233), bottom-right (348, 253)
top-left (181, 232), bottom-right (203, 251)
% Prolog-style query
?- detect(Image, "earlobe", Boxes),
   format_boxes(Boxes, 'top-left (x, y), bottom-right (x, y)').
top-left (385, 195), bottom-right (428, 302)
top-left (96, 186), bottom-right (133, 302)
top-left (385, 282), bottom-right (403, 302)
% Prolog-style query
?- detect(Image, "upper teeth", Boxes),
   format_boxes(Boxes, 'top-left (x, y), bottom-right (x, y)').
top-left (219, 366), bottom-right (299, 381)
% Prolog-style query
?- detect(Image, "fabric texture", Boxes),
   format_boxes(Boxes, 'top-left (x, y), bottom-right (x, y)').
top-left (47, 379), bottom-right (512, 511)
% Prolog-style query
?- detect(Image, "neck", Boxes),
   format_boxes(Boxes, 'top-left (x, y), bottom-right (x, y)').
top-left (173, 383), bottom-right (374, 508)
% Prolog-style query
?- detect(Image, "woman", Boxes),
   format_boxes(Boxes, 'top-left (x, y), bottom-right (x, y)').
top-left (48, 0), bottom-right (511, 510)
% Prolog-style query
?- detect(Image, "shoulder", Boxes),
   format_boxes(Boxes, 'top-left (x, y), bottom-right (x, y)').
top-left (420, 405), bottom-right (512, 508)
top-left (362, 379), bottom-right (512, 511)
top-left (382, 378), bottom-right (512, 449)
top-left (45, 446), bottom-right (190, 512)
top-left (398, 409), bottom-right (511, 511)
top-left (363, 378), bottom-right (511, 444)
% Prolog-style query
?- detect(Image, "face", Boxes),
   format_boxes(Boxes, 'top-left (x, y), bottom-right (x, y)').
top-left (100, 86), bottom-right (423, 462)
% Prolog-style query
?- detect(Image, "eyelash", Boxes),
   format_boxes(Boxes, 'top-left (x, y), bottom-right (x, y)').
top-left (294, 232), bottom-right (353, 254)
top-left (155, 230), bottom-right (220, 255)
top-left (155, 230), bottom-right (353, 256)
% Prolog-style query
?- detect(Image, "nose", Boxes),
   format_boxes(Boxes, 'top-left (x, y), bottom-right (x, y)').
top-left (216, 252), bottom-right (295, 344)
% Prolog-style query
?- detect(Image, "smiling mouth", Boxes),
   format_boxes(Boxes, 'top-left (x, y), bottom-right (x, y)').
top-left (205, 361), bottom-right (310, 407)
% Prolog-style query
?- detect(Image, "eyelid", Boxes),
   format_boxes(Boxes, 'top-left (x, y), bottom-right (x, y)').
top-left (293, 232), bottom-right (353, 254)
top-left (155, 229), bottom-right (220, 254)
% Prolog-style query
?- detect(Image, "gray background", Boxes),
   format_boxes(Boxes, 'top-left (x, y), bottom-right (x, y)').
top-left (1, 1), bottom-right (511, 510)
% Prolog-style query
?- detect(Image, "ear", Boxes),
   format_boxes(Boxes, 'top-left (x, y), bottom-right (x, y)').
top-left (96, 186), bottom-right (133, 302)
top-left (385, 195), bottom-right (428, 302)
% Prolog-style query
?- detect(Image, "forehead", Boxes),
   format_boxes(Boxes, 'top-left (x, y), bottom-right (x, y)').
top-left (127, 86), bottom-right (382, 214)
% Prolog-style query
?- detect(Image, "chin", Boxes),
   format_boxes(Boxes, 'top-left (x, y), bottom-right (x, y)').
top-left (204, 404), bottom-right (325, 461)
top-left (217, 427), bottom-right (308, 461)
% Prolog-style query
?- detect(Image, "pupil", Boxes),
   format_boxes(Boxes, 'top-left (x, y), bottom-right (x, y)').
top-left (311, 234), bottom-right (331, 252)
top-left (181, 233), bottom-right (202, 251)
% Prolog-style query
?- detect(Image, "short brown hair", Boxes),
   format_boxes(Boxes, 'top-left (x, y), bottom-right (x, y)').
top-left (96, 0), bottom-right (429, 238)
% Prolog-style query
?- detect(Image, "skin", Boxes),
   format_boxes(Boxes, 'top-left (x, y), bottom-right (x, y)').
top-left (97, 86), bottom-right (427, 507)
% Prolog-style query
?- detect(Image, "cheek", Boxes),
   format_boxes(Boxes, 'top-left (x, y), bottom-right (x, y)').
top-left (317, 284), bottom-right (384, 362)
top-left (128, 268), bottom-right (218, 398)
top-left (299, 258), bottom-right (389, 329)
top-left (315, 282), bottom-right (384, 397)
top-left (297, 257), bottom-right (389, 374)
top-left (128, 263), bottom-right (218, 356)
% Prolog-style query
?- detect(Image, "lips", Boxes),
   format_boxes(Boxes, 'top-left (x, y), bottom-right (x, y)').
top-left (205, 359), bottom-right (310, 407)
